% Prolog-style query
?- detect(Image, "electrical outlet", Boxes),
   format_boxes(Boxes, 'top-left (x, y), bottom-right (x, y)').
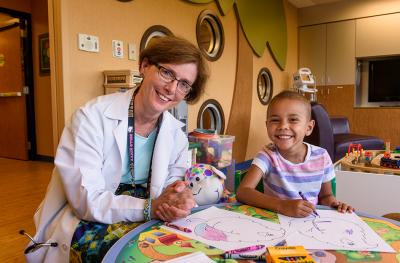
top-left (128, 43), bottom-right (137, 61)
top-left (112, 40), bottom-right (124, 58)
top-left (78, 34), bottom-right (99, 52)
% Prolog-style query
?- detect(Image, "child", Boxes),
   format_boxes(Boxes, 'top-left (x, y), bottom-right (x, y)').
top-left (237, 90), bottom-right (354, 217)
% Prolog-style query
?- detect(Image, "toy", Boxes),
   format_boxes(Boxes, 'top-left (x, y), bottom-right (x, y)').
top-left (380, 155), bottom-right (400, 169)
top-left (385, 141), bottom-right (391, 154)
top-left (185, 163), bottom-right (226, 206)
top-left (394, 146), bottom-right (400, 154)
top-left (379, 141), bottom-right (400, 169)
top-left (347, 143), bottom-right (363, 164)
top-left (188, 129), bottom-right (235, 168)
top-left (364, 151), bottom-right (373, 166)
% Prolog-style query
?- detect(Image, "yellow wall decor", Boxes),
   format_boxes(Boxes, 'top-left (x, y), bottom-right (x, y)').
top-left (187, 0), bottom-right (287, 70)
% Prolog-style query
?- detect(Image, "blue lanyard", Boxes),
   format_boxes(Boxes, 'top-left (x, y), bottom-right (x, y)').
top-left (127, 91), bottom-right (161, 198)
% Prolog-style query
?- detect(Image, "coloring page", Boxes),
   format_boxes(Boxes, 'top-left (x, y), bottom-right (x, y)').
top-left (162, 206), bottom-right (286, 252)
top-left (278, 210), bottom-right (395, 252)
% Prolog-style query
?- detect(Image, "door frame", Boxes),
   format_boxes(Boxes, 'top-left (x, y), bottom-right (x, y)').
top-left (0, 7), bottom-right (37, 160)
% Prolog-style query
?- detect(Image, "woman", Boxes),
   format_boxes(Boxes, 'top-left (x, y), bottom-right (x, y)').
top-left (25, 36), bottom-right (209, 262)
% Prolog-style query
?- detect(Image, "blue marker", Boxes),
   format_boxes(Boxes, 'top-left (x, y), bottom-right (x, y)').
top-left (299, 191), bottom-right (320, 217)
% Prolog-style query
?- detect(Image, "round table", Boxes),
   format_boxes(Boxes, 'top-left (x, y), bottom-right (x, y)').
top-left (102, 203), bottom-right (400, 263)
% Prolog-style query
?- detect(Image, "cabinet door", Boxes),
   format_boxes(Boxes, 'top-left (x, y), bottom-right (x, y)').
top-left (356, 13), bottom-right (400, 57)
top-left (317, 85), bottom-right (354, 126)
top-left (316, 86), bottom-right (329, 108)
top-left (326, 20), bottom-right (355, 85)
top-left (299, 24), bottom-right (326, 86)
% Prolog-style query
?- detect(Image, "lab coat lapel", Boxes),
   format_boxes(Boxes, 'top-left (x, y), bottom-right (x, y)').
top-left (105, 90), bottom-right (134, 161)
top-left (150, 112), bottom-right (176, 197)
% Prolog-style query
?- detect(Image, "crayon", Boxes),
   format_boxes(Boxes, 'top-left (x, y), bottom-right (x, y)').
top-left (164, 222), bottom-right (192, 233)
top-left (225, 244), bottom-right (265, 254)
top-left (223, 253), bottom-right (266, 260)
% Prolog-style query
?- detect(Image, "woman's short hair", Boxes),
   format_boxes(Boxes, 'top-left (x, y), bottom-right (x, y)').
top-left (139, 36), bottom-right (209, 103)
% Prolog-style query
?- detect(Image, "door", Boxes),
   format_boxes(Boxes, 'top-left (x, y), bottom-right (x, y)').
top-left (0, 23), bottom-right (29, 160)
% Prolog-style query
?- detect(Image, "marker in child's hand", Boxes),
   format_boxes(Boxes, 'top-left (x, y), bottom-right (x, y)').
top-left (299, 191), bottom-right (320, 217)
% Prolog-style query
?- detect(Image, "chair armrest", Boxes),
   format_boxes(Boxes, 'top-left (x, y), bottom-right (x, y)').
top-left (330, 116), bottom-right (350, 135)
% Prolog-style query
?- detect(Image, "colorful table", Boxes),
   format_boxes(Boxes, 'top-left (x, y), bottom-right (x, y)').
top-left (102, 204), bottom-right (400, 263)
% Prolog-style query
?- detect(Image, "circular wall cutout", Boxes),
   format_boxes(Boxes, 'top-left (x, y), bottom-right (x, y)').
top-left (257, 68), bottom-right (273, 105)
top-left (197, 99), bottom-right (225, 134)
top-left (196, 10), bottom-right (224, 61)
top-left (140, 25), bottom-right (173, 52)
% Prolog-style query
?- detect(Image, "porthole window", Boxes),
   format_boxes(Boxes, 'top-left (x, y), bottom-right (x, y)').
top-left (197, 99), bottom-right (225, 134)
top-left (257, 68), bottom-right (273, 105)
top-left (140, 25), bottom-right (173, 52)
top-left (196, 10), bottom-right (224, 61)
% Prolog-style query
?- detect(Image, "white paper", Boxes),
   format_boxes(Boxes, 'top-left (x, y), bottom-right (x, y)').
top-left (164, 251), bottom-right (215, 263)
top-left (162, 206), bottom-right (286, 252)
top-left (278, 209), bottom-right (395, 252)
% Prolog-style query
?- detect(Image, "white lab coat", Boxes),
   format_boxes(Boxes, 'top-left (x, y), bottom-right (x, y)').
top-left (25, 89), bottom-right (189, 262)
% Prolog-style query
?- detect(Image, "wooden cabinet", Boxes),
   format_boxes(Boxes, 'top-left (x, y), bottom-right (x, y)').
top-left (317, 85), bottom-right (354, 126)
top-left (299, 21), bottom-right (356, 123)
top-left (299, 24), bottom-right (326, 86)
top-left (299, 20), bottom-right (355, 86)
top-left (352, 107), bottom-right (400, 147)
top-left (356, 13), bottom-right (400, 57)
top-left (326, 20), bottom-right (355, 85)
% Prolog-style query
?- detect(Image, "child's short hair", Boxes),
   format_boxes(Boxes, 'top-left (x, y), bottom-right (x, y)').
top-left (267, 90), bottom-right (312, 120)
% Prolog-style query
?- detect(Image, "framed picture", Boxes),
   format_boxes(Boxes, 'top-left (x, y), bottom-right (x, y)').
top-left (39, 33), bottom-right (50, 75)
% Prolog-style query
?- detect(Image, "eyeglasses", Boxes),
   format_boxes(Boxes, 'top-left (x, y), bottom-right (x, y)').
top-left (155, 64), bottom-right (192, 95)
top-left (20, 230), bottom-right (58, 254)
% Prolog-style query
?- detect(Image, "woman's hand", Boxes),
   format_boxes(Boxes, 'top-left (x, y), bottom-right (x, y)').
top-left (331, 200), bottom-right (354, 213)
top-left (278, 199), bottom-right (316, 218)
top-left (151, 181), bottom-right (196, 222)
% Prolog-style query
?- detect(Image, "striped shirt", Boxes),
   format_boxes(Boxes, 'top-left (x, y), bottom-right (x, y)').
top-left (252, 142), bottom-right (335, 205)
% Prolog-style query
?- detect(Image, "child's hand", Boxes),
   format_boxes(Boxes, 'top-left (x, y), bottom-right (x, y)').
top-left (331, 201), bottom-right (354, 213)
top-left (279, 199), bottom-right (316, 218)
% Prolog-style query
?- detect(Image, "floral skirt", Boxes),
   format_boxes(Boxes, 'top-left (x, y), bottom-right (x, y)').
top-left (70, 184), bottom-right (146, 263)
